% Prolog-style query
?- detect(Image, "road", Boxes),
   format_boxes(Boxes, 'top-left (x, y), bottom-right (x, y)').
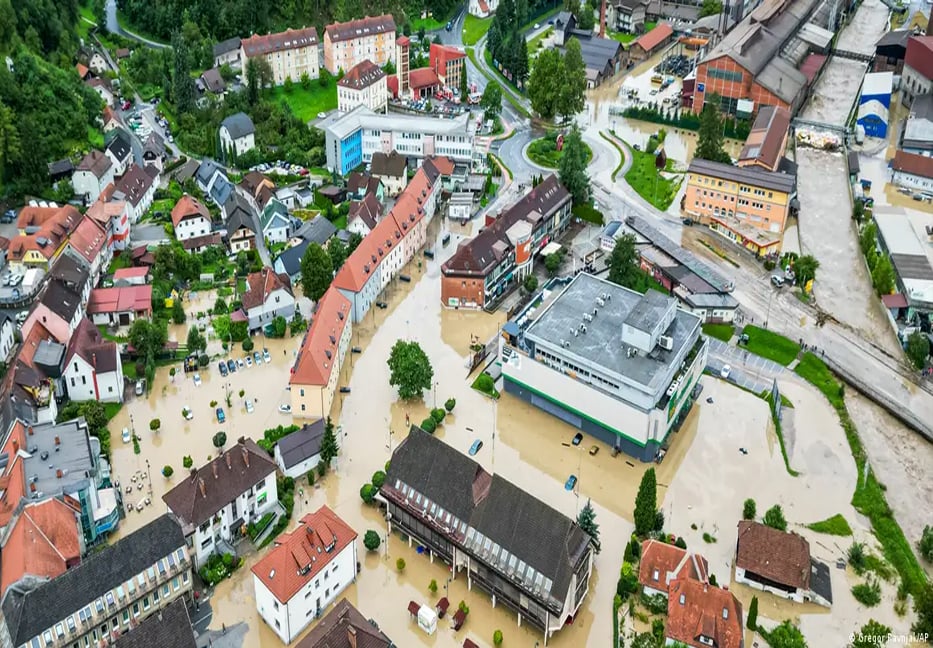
top-left (104, 0), bottom-right (169, 48)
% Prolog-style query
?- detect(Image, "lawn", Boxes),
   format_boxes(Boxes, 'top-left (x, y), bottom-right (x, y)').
top-left (266, 74), bottom-right (338, 122)
top-left (527, 133), bottom-right (592, 168)
top-left (623, 144), bottom-right (679, 211)
top-left (806, 513), bottom-right (853, 536)
top-left (607, 31), bottom-right (638, 44)
top-left (527, 27), bottom-right (553, 53)
top-left (331, 214), bottom-right (348, 230)
top-left (106, 254), bottom-right (132, 275)
top-left (463, 15), bottom-right (493, 46)
top-left (410, 15), bottom-right (447, 32)
top-left (702, 323), bottom-right (735, 342)
top-left (740, 324), bottom-right (800, 366)
top-left (77, 2), bottom-right (96, 40)
top-left (87, 125), bottom-right (104, 149)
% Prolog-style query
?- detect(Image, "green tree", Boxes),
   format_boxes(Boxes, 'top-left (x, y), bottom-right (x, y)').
top-left (387, 340), bottom-right (434, 400)
top-left (348, 232), bottom-right (364, 254)
top-left (0, 103), bottom-right (21, 181)
top-left (328, 237), bottom-right (348, 270)
top-left (128, 319), bottom-right (168, 360)
top-left (172, 299), bottom-right (186, 324)
top-left (162, 465), bottom-right (174, 477)
top-left (480, 82), bottom-right (503, 119)
top-left (299, 242), bottom-right (333, 301)
top-left (523, 274), bottom-right (539, 293)
top-left (699, 0), bottom-right (724, 16)
top-left (695, 94), bottom-right (731, 164)
top-left (906, 331), bottom-right (930, 370)
top-left (360, 483), bottom-right (376, 503)
top-left (214, 297), bottom-right (228, 314)
top-left (493, 629), bottom-right (504, 646)
top-left (171, 31), bottom-right (195, 114)
top-left (794, 254), bottom-right (820, 287)
top-left (743, 498), bottom-right (757, 520)
top-left (576, 0), bottom-right (596, 29)
top-left (528, 48), bottom-right (562, 119)
top-left (557, 39), bottom-right (587, 119)
top-left (763, 504), bottom-right (788, 531)
top-left (396, 557), bottom-right (406, 571)
top-left (558, 124), bottom-right (590, 205)
top-left (577, 498), bottom-right (601, 552)
top-left (545, 252), bottom-right (562, 276)
top-left (607, 233), bottom-right (642, 289)
top-left (920, 525), bottom-right (933, 563)
top-left (762, 620), bottom-right (807, 648)
top-left (242, 337), bottom-right (254, 352)
top-left (914, 581), bottom-right (933, 639)
top-left (283, 76), bottom-right (293, 94)
top-left (871, 255), bottom-right (895, 295)
top-left (747, 596), bottom-right (758, 630)
top-left (149, 418), bottom-right (161, 431)
top-left (212, 431), bottom-right (227, 449)
top-left (859, 221), bottom-right (877, 256)
top-left (183, 455), bottom-right (193, 469)
top-left (363, 529), bottom-right (381, 551)
top-left (634, 468), bottom-right (657, 537)
top-left (460, 65), bottom-right (469, 102)
top-left (320, 417), bottom-right (339, 466)
top-left (851, 619), bottom-right (890, 648)
top-left (445, 397), bottom-right (456, 412)
top-left (272, 315), bottom-right (288, 338)
top-left (187, 326), bottom-right (207, 353)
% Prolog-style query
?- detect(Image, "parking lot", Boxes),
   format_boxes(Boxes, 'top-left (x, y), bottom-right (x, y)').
top-left (706, 337), bottom-right (787, 393)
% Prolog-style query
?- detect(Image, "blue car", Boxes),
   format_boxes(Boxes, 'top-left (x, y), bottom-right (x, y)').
top-left (218, 361), bottom-right (228, 377)
top-left (564, 474), bottom-right (578, 491)
top-left (468, 439), bottom-right (483, 456)
top-left (216, 408), bottom-right (225, 423)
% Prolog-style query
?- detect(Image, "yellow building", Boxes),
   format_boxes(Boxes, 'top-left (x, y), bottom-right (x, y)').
top-left (240, 27), bottom-right (320, 86)
top-left (684, 158), bottom-right (796, 257)
top-left (323, 15), bottom-right (396, 76)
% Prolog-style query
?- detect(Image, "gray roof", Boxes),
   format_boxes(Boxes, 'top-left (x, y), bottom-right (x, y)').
top-left (555, 11), bottom-right (576, 32)
top-left (106, 129), bottom-right (132, 162)
top-left (1, 515), bottom-right (186, 647)
top-left (213, 37), bottom-right (242, 58)
top-left (211, 174), bottom-right (235, 207)
top-left (687, 158), bottom-right (796, 194)
top-left (221, 112), bottom-right (255, 139)
top-left (173, 159), bottom-right (201, 184)
top-left (681, 291), bottom-right (739, 309)
top-left (224, 196), bottom-right (257, 238)
top-left (904, 94), bottom-right (933, 149)
top-left (321, 105), bottom-right (471, 142)
top-left (623, 289), bottom-right (675, 332)
top-left (809, 558), bottom-right (833, 604)
top-left (113, 598), bottom-right (196, 648)
top-left (294, 599), bottom-right (392, 648)
top-left (277, 420), bottom-right (325, 469)
top-left (196, 159), bottom-right (221, 187)
top-left (571, 33), bottom-right (623, 77)
top-left (275, 240), bottom-right (310, 277)
top-left (21, 419), bottom-right (96, 499)
top-left (296, 215), bottom-right (337, 245)
top-left (40, 278), bottom-right (85, 330)
top-left (875, 29), bottom-right (910, 50)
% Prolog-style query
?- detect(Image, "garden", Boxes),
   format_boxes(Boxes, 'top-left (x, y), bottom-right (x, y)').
top-left (622, 135), bottom-right (681, 211)
top-left (527, 131), bottom-right (593, 169)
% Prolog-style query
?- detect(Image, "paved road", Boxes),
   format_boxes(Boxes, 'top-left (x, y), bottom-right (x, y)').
top-left (105, 0), bottom-right (169, 48)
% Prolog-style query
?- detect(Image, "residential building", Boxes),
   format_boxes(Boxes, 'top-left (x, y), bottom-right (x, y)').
top-left (73, 151), bottom-right (115, 203)
top-left (323, 15), bottom-right (396, 76)
top-left (0, 514), bottom-right (192, 648)
top-left (902, 35), bottom-right (933, 105)
top-left (292, 599), bottom-right (393, 648)
top-left (448, 192), bottom-right (474, 222)
top-left (48, 159), bottom-right (75, 184)
top-left (251, 506), bottom-right (358, 643)
top-left (171, 195), bottom-right (213, 242)
top-left (273, 419), bottom-right (327, 478)
top-left (608, 0), bottom-right (648, 34)
top-left (113, 164), bottom-right (159, 225)
top-left (737, 105), bottom-right (791, 171)
top-left (337, 60), bottom-right (388, 113)
top-left (211, 175), bottom-right (237, 212)
top-left (321, 105), bottom-right (474, 175)
top-left (666, 577), bottom-right (744, 648)
top-left (683, 158), bottom-right (797, 257)
top-left (629, 22), bottom-right (674, 61)
top-left (105, 131), bottom-right (133, 178)
top-left (224, 202), bottom-right (258, 252)
top-left (734, 520), bottom-right (833, 606)
top-left (902, 93), bottom-right (933, 156)
top-left (239, 267), bottom-right (296, 332)
top-left (237, 171), bottom-right (277, 213)
top-left (347, 172), bottom-right (384, 201)
top-left (113, 267), bottom-right (149, 286)
top-left (370, 151), bottom-right (409, 196)
top-left (62, 317), bottom-right (124, 402)
top-left (0, 314), bottom-right (13, 361)
top-left (182, 233), bottom-right (223, 254)
top-left (198, 68), bottom-right (227, 98)
top-left (213, 37), bottom-right (242, 68)
top-left (429, 43), bottom-right (466, 90)
top-left (347, 194), bottom-right (383, 236)
top-left (101, 106), bottom-right (122, 133)
top-left (220, 112), bottom-right (257, 158)
top-left (637, 539), bottom-right (709, 597)
top-left (290, 287), bottom-right (352, 419)
top-left (500, 273), bottom-right (708, 461)
top-left (195, 159), bottom-right (223, 195)
top-left (62, 214), bottom-right (110, 286)
top-left (873, 29), bottom-right (910, 75)
top-left (111, 598), bottom-right (197, 648)
top-left (0, 418), bottom-right (121, 545)
top-left (241, 28), bottom-right (320, 85)
top-left (274, 220), bottom-right (338, 283)
top-left (679, 291), bottom-right (740, 323)
top-left (871, 207), bottom-right (933, 312)
top-left (261, 199), bottom-right (292, 245)
top-left (87, 285), bottom-right (153, 327)
top-left (21, 255), bottom-right (90, 344)
top-left (381, 427), bottom-right (596, 641)
top-left (441, 175), bottom-right (572, 309)
top-left (162, 438), bottom-right (278, 569)
top-left (892, 150), bottom-right (933, 192)
top-left (86, 77), bottom-right (115, 107)
top-left (469, 0), bottom-right (499, 17)
top-left (553, 12), bottom-right (577, 47)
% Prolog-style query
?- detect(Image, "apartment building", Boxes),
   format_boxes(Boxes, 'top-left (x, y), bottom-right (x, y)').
top-left (241, 27), bottom-right (320, 86)
top-left (323, 15), bottom-right (396, 76)
top-left (684, 158), bottom-right (796, 257)
top-left (0, 514), bottom-right (192, 648)
top-left (337, 60), bottom-right (388, 114)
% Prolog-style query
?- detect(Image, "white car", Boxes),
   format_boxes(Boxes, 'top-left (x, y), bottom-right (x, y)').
top-left (122, 428), bottom-right (131, 443)
top-left (193, 373), bottom-right (202, 387)
top-left (317, 111), bottom-right (327, 119)
top-left (245, 399), bottom-right (254, 414)
top-left (720, 365), bottom-right (731, 380)
top-left (279, 404), bottom-right (292, 414)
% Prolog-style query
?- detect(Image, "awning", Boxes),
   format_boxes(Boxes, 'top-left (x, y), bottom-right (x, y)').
top-left (881, 293), bottom-right (908, 309)
top-left (539, 241), bottom-right (562, 257)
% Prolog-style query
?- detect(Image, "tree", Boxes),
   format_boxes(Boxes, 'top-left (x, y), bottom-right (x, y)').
top-left (396, 557), bottom-right (406, 571)
top-left (212, 431), bottom-right (227, 449)
top-left (576, 0), bottom-right (596, 29)
top-left (283, 77), bottom-right (293, 94)
top-left (445, 398), bottom-right (456, 412)
top-left (299, 242), bottom-right (333, 301)
top-left (915, 581), bottom-right (933, 639)
top-left (920, 525), bottom-right (933, 563)
top-left (559, 125), bottom-right (590, 205)
top-left (871, 254), bottom-right (895, 295)
top-left (214, 297), bottom-right (228, 314)
top-left (320, 416), bottom-right (339, 466)
top-left (747, 596), bottom-right (758, 630)
top-left (0, 103), bottom-right (21, 182)
top-left (763, 504), bottom-right (788, 531)
top-left (347, 232), bottom-right (364, 255)
top-left (528, 48), bottom-right (562, 119)
top-left (607, 233), bottom-right (642, 289)
top-left (557, 40), bottom-right (586, 119)
top-left (762, 620), bottom-right (807, 648)
top-left (743, 498), bottom-right (757, 520)
top-left (906, 331), bottom-right (930, 370)
top-left (171, 31), bottom-right (196, 114)
top-left (183, 455), bottom-right (193, 468)
top-left (851, 619), bottom-right (890, 648)
top-left (360, 483), bottom-right (376, 503)
top-left (700, 0), bottom-right (724, 16)
top-left (328, 238), bottom-right (348, 270)
top-left (172, 299), bottom-right (186, 324)
top-left (460, 65), bottom-right (469, 102)
top-left (363, 530), bottom-right (381, 551)
top-left (162, 465), bottom-right (174, 477)
top-left (480, 83), bottom-right (502, 119)
top-left (577, 499), bottom-right (601, 552)
top-left (695, 94), bottom-right (731, 164)
top-left (545, 252), bottom-right (562, 276)
top-left (242, 337), bottom-right (254, 351)
top-left (128, 319), bottom-right (168, 361)
top-left (420, 417), bottom-right (437, 433)
top-left (634, 468), bottom-right (657, 537)
top-left (387, 340), bottom-right (434, 400)
top-left (493, 630), bottom-right (504, 646)
top-left (149, 418), bottom-right (160, 431)
top-left (523, 274), bottom-right (539, 293)
top-left (271, 315), bottom-right (288, 338)
top-left (859, 221), bottom-right (877, 256)
top-left (187, 326), bottom-right (206, 354)
top-left (794, 254), bottom-right (820, 287)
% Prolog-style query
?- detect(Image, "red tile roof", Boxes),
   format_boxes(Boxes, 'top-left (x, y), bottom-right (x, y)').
top-left (324, 15), bottom-right (395, 43)
top-left (423, 155), bottom-right (455, 177)
top-left (171, 194), bottom-right (211, 228)
top-left (387, 74), bottom-right (399, 98)
top-left (0, 498), bottom-right (81, 596)
top-left (251, 506), bottom-right (357, 603)
top-left (290, 287), bottom-right (350, 387)
top-left (409, 67), bottom-right (441, 90)
top-left (736, 520), bottom-right (810, 590)
top-left (75, 63), bottom-right (89, 78)
top-left (113, 267), bottom-right (149, 280)
top-left (67, 215), bottom-right (108, 265)
top-left (905, 36), bottom-right (933, 82)
top-left (893, 150), bottom-right (933, 180)
top-left (17, 205), bottom-right (68, 230)
top-left (635, 22), bottom-right (673, 53)
top-left (0, 422), bottom-right (27, 527)
top-left (241, 266), bottom-right (293, 311)
top-left (348, 193), bottom-right (383, 231)
top-left (666, 578), bottom-right (743, 648)
top-left (86, 196), bottom-right (127, 229)
top-left (638, 540), bottom-right (709, 591)
top-left (7, 206), bottom-right (82, 263)
top-left (338, 59), bottom-right (387, 90)
top-left (242, 27), bottom-right (319, 57)
top-left (87, 285), bottom-right (153, 316)
top-left (881, 293), bottom-right (909, 308)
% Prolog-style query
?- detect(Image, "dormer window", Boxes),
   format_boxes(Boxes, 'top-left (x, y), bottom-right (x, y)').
top-left (722, 608), bottom-right (728, 619)
top-left (679, 594), bottom-right (685, 605)
top-left (652, 569), bottom-right (659, 581)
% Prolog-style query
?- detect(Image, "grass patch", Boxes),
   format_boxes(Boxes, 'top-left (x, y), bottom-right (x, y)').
top-left (266, 75), bottom-right (338, 122)
top-left (410, 15), bottom-right (446, 32)
top-left (331, 214), bottom-right (348, 230)
top-left (527, 27), bottom-right (553, 52)
top-left (608, 30), bottom-right (638, 44)
top-left (794, 352), bottom-right (841, 404)
top-left (599, 132), bottom-right (626, 181)
top-left (472, 372), bottom-right (500, 399)
top-left (527, 133), bottom-right (592, 168)
top-left (106, 254), bottom-right (132, 275)
top-left (122, 361), bottom-right (138, 380)
top-left (623, 143), bottom-right (679, 211)
top-left (702, 323), bottom-right (735, 342)
top-left (97, 325), bottom-right (128, 343)
top-left (764, 392), bottom-right (799, 477)
top-left (87, 126), bottom-right (104, 149)
top-left (104, 402), bottom-right (123, 422)
top-left (807, 513), bottom-right (853, 536)
top-left (741, 325), bottom-right (800, 366)
top-left (463, 15), bottom-right (493, 46)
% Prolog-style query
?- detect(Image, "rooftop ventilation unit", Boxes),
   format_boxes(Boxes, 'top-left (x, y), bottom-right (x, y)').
top-left (583, 313), bottom-right (593, 322)
top-left (596, 297), bottom-right (605, 307)
top-left (659, 335), bottom-right (674, 351)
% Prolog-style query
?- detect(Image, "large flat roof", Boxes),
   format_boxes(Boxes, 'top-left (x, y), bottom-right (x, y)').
top-left (321, 105), bottom-right (472, 141)
top-left (688, 158), bottom-right (797, 194)
top-left (524, 273), bottom-right (701, 390)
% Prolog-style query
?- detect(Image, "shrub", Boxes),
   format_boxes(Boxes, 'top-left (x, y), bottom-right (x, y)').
top-left (363, 530), bottom-right (381, 551)
top-left (429, 579), bottom-right (438, 593)
top-left (212, 431), bottom-right (227, 448)
top-left (651, 618), bottom-right (665, 642)
top-left (360, 483), bottom-right (375, 504)
top-left (198, 354), bottom-right (209, 367)
top-left (239, 389), bottom-right (245, 398)
top-left (445, 398), bottom-right (456, 412)
top-left (747, 596), bottom-right (758, 630)
top-left (675, 537), bottom-right (687, 549)
top-left (372, 470), bottom-right (386, 488)
top-left (421, 417), bottom-right (437, 433)
top-left (763, 504), bottom-right (787, 531)
top-left (702, 532), bottom-right (717, 543)
top-left (149, 418), bottom-right (160, 431)
top-left (641, 593), bottom-right (668, 615)
top-left (317, 461), bottom-right (327, 478)
top-left (396, 558), bottom-right (406, 572)
top-left (210, 400), bottom-right (218, 408)
top-left (430, 408), bottom-right (446, 424)
top-left (162, 465), bottom-right (173, 477)
top-left (919, 525), bottom-right (933, 563)
top-left (243, 338), bottom-right (254, 352)
top-left (183, 455), bottom-right (193, 468)
top-left (616, 561), bottom-right (639, 598)
top-left (458, 600), bottom-right (470, 614)
top-left (852, 579), bottom-right (882, 607)
top-left (307, 470), bottom-right (315, 485)
top-left (493, 630), bottom-right (503, 646)
top-left (743, 498), bottom-right (757, 520)
top-left (474, 373), bottom-right (497, 396)
top-left (848, 541), bottom-right (867, 574)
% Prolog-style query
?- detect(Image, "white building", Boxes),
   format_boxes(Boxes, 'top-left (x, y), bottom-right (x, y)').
top-left (112, 164), bottom-right (159, 223)
top-left (105, 131), bottom-right (133, 177)
top-left (240, 28), bottom-right (320, 86)
top-left (273, 420), bottom-right (329, 478)
top-left (892, 150), bottom-right (933, 192)
top-left (162, 439), bottom-right (278, 569)
top-left (251, 506), bottom-right (358, 644)
top-left (448, 192), bottom-right (473, 222)
top-left (0, 314), bottom-right (14, 361)
top-left (337, 60), bottom-right (388, 114)
top-left (171, 194), bottom-right (213, 242)
top-left (73, 151), bottom-right (115, 203)
top-left (62, 318), bottom-right (125, 403)
top-left (239, 266), bottom-right (296, 332)
top-left (370, 150), bottom-right (409, 197)
top-left (469, 0), bottom-right (499, 17)
top-left (220, 113), bottom-right (256, 158)
top-left (260, 199), bottom-right (291, 245)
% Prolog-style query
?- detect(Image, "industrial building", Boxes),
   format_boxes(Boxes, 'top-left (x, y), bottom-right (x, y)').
top-left (500, 273), bottom-right (707, 461)
top-left (871, 207), bottom-right (933, 314)
top-left (857, 71), bottom-right (894, 139)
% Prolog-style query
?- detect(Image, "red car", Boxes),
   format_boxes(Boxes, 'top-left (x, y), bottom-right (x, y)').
top-left (121, 100), bottom-right (132, 110)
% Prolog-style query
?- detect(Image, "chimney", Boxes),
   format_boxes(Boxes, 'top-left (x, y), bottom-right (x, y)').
top-left (347, 626), bottom-right (358, 648)
top-left (56, 469), bottom-right (62, 479)
top-left (242, 447), bottom-right (249, 468)
top-left (30, 482), bottom-right (36, 493)
top-left (198, 477), bottom-right (206, 498)
top-left (27, 426), bottom-right (33, 436)
top-left (226, 452), bottom-right (232, 470)
top-left (212, 462), bottom-right (218, 479)
top-left (54, 436), bottom-right (60, 446)
top-left (92, 353), bottom-right (97, 369)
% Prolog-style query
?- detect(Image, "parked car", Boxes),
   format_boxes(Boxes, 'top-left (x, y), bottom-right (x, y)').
top-left (468, 439), bottom-right (483, 456)
top-left (339, 386), bottom-right (351, 393)
top-left (216, 408), bottom-right (226, 423)
top-left (263, 348), bottom-right (271, 363)
top-left (134, 380), bottom-right (145, 396)
top-left (589, 445), bottom-right (599, 456)
top-left (565, 474), bottom-right (578, 491)
top-left (446, 20), bottom-right (453, 31)
top-left (253, 351), bottom-right (262, 365)
top-left (245, 355), bottom-right (252, 368)
top-left (771, 275), bottom-right (785, 288)
top-left (193, 373), bottom-right (202, 387)
top-left (720, 365), bottom-right (731, 379)
top-left (227, 359), bottom-right (237, 373)
top-left (218, 361), bottom-right (228, 376)
top-left (572, 432), bottom-right (583, 446)
top-left (122, 428), bottom-right (131, 443)
top-left (376, 301), bottom-right (388, 309)
top-left (245, 399), bottom-right (254, 414)
top-left (317, 112), bottom-right (327, 119)
top-left (1, 210), bottom-right (15, 223)
top-left (182, 407), bottom-right (194, 420)
top-left (279, 404), bottom-right (292, 414)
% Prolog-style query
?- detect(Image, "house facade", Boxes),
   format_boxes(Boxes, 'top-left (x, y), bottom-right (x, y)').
top-left (87, 285), bottom-right (153, 327)
top-left (251, 506), bottom-right (358, 644)
top-left (162, 438), bottom-right (279, 569)
top-left (901, 35), bottom-right (933, 106)
top-left (220, 112), bottom-right (256, 158)
top-left (892, 151), bottom-right (933, 192)
top-left (609, 0), bottom-right (648, 34)
top-left (240, 28), bottom-right (320, 85)
top-left (274, 420), bottom-right (328, 479)
top-left (224, 206), bottom-right (258, 253)
top-left (240, 267), bottom-right (296, 332)
top-left (63, 214), bottom-right (110, 287)
top-left (105, 131), bottom-right (133, 178)
top-left (213, 37), bottom-right (242, 68)
top-left (323, 15), bottom-right (396, 76)
top-left (171, 195), bottom-right (213, 242)
top-left (337, 60), bottom-right (389, 113)
top-left (62, 318), bottom-right (125, 403)
top-left (21, 259), bottom-right (89, 345)
top-left (0, 315), bottom-right (14, 362)
top-left (113, 164), bottom-right (159, 222)
top-left (73, 151), bottom-right (115, 203)
top-left (370, 151), bottom-right (409, 197)
top-left (86, 194), bottom-right (131, 251)
top-left (261, 199), bottom-right (292, 244)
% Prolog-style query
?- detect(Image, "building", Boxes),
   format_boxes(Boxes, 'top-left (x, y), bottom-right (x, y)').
top-left (347, 172), bottom-right (383, 201)
top-left (141, 132), bottom-right (165, 171)
top-left (290, 287), bottom-right (352, 419)
top-left (86, 284), bottom-right (153, 326)
top-left (162, 438), bottom-right (278, 569)
top-left (85, 192), bottom-right (130, 252)
top-left (7, 205), bottom-right (82, 271)
top-left (441, 175), bottom-right (572, 309)
top-left (892, 150), bottom-right (933, 192)
top-left (347, 194), bottom-right (383, 236)
top-left (239, 267), bottom-right (296, 333)
top-left (224, 202), bottom-right (258, 253)
top-left (902, 93), bottom-right (933, 156)
top-left (251, 506), bottom-right (358, 644)
top-left (213, 37), bottom-right (242, 68)
top-left (871, 207), bottom-right (933, 312)
top-left (683, 158), bottom-right (797, 257)
top-left (86, 77), bottom-right (115, 107)
top-left (637, 539), bottom-right (709, 597)
top-left (21, 255), bottom-right (90, 344)
top-left (666, 577), bottom-right (744, 648)
top-left (62, 317), bottom-right (124, 403)
top-left (0, 314), bottom-right (14, 362)
top-left (113, 267), bottom-right (149, 286)
top-left (238, 171), bottom-right (277, 213)
top-left (381, 427), bottom-right (596, 642)
top-left (571, 33), bottom-right (624, 88)
top-left (73, 151), bottom-right (115, 203)
top-left (873, 29), bottom-right (910, 75)
top-left (679, 291), bottom-right (740, 323)
top-left (261, 199), bottom-right (292, 245)
top-left (608, 0), bottom-right (648, 34)
top-left (738, 105), bottom-right (791, 171)
top-left (198, 68), bottom-right (227, 98)
top-left (112, 164), bottom-right (159, 222)
top-left (241, 28), bottom-right (320, 85)
top-left (323, 15), bottom-right (396, 76)
top-left (274, 419), bottom-right (327, 478)
top-left (370, 151), bottom-right (409, 196)
top-left (105, 131), bottom-right (133, 178)
top-left (171, 195), bottom-right (212, 242)
top-left (63, 214), bottom-right (110, 285)
top-left (734, 520), bottom-right (833, 606)
top-left (902, 35), bottom-right (933, 106)
top-left (293, 599), bottom-right (393, 648)
top-left (501, 273), bottom-right (707, 461)
top-left (111, 598), bottom-right (197, 648)
top-left (337, 60), bottom-right (388, 114)
top-left (0, 514), bottom-right (192, 648)
top-left (321, 105), bottom-right (474, 175)
top-left (629, 22), bottom-right (674, 61)
top-left (220, 112), bottom-right (257, 158)
top-left (469, 0), bottom-right (499, 17)
top-left (429, 43), bottom-right (466, 90)
top-left (553, 12), bottom-right (577, 47)
top-left (858, 71), bottom-right (894, 138)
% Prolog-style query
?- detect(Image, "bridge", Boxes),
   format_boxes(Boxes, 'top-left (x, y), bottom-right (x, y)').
top-left (791, 117), bottom-right (852, 135)
top-left (831, 48), bottom-right (875, 64)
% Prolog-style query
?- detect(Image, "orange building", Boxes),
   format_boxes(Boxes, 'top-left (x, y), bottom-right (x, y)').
top-left (323, 15), bottom-right (396, 76)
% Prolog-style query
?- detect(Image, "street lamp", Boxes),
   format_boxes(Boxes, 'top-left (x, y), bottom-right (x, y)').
top-left (433, 381), bottom-right (439, 410)
top-left (145, 459), bottom-right (152, 496)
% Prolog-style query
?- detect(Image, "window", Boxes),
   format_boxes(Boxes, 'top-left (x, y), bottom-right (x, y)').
top-left (105, 592), bottom-right (115, 607)
top-left (153, 588), bottom-right (160, 603)
top-left (122, 611), bottom-right (129, 625)
top-left (143, 596), bottom-right (150, 611)
top-left (67, 616), bottom-right (76, 632)
top-left (44, 631), bottom-right (53, 643)
top-left (96, 599), bottom-right (104, 614)
top-left (56, 623), bottom-right (65, 638)
top-left (137, 574), bottom-right (145, 588)
top-left (182, 571), bottom-right (189, 584)
top-left (273, 601), bottom-right (279, 610)
top-left (163, 584), bottom-right (170, 597)
top-left (172, 577), bottom-right (180, 590)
